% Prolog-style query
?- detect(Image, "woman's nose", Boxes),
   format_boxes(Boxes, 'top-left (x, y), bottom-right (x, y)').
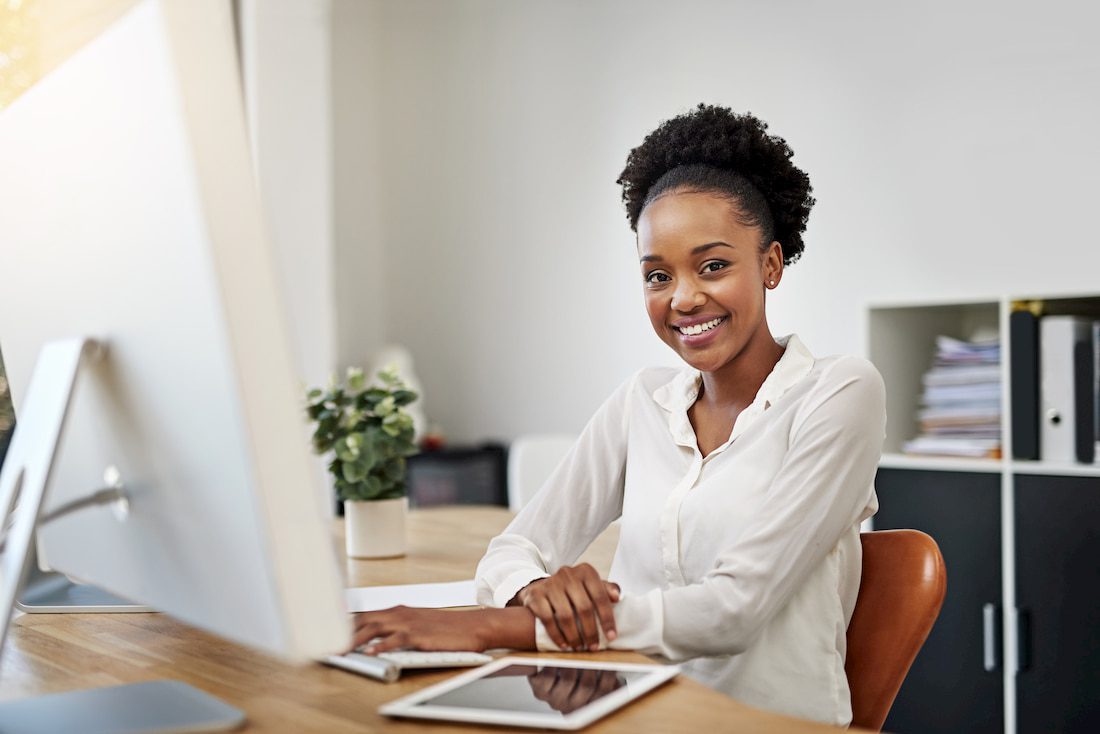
top-left (670, 279), bottom-right (705, 312)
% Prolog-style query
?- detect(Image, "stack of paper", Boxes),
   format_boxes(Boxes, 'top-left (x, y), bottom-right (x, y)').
top-left (344, 580), bottom-right (477, 612)
top-left (903, 336), bottom-right (1003, 459)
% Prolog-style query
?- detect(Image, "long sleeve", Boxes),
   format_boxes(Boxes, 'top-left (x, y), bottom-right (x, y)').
top-left (475, 373), bottom-right (636, 609)
top-left (606, 358), bottom-right (885, 660)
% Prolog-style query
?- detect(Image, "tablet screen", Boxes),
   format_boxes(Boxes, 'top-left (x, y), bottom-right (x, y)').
top-left (414, 663), bottom-right (651, 717)
top-left (380, 656), bottom-right (680, 729)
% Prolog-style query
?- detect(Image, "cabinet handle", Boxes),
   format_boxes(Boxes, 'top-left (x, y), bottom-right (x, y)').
top-left (1016, 608), bottom-right (1031, 673)
top-left (982, 603), bottom-right (1000, 672)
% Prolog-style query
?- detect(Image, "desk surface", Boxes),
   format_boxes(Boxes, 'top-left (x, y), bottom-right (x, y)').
top-left (2, 507), bottom-right (855, 733)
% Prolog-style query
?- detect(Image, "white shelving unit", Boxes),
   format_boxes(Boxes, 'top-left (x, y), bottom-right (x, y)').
top-left (869, 297), bottom-right (1001, 458)
top-left (868, 293), bottom-right (1100, 734)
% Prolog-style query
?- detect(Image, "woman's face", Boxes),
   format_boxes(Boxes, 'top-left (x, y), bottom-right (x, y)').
top-left (637, 190), bottom-right (782, 374)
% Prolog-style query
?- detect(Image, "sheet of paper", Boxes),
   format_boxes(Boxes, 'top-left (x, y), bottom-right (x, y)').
top-left (345, 579), bottom-right (478, 612)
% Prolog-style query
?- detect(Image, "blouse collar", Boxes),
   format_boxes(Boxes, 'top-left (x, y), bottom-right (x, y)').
top-left (652, 334), bottom-right (816, 452)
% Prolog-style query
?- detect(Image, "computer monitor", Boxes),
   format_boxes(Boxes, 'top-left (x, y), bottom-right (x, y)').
top-left (0, 0), bottom-right (349, 714)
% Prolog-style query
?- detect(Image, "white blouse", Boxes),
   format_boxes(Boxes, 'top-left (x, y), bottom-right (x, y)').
top-left (474, 335), bottom-right (885, 726)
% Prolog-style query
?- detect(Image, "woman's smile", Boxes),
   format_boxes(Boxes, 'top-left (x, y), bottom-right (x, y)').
top-left (672, 315), bottom-right (728, 346)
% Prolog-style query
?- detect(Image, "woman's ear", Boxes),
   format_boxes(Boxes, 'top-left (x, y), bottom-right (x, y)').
top-left (763, 241), bottom-right (783, 289)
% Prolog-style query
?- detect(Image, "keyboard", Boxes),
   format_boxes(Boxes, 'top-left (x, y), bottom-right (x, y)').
top-left (377, 650), bottom-right (493, 669)
top-left (322, 650), bottom-right (492, 683)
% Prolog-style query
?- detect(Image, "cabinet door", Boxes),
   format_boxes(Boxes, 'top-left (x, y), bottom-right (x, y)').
top-left (874, 469), bottom-right (1004, 734)
top-left (1015, 474), bottom-right (1100, 733)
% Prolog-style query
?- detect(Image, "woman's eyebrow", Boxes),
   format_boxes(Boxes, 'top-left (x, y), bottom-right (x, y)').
top-left (639, 241), bottom-right (734, 263)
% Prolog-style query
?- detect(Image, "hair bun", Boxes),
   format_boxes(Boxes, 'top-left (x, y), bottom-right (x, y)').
top-left (617, 104), bottom-right (814, 265)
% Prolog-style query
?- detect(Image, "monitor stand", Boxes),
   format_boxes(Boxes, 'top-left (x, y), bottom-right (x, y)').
top-left (0, 338), bottom-right (244, 733)
top-left (16, 543), bottom-right (155, 613)
top-left (0, 680), bottom-right (245, 734)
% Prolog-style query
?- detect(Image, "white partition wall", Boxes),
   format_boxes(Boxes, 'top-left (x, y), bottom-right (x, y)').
top-left (239, 0), bottom-right (336, 390)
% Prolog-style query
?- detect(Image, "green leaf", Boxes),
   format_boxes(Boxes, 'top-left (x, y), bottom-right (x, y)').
top-left (360, 425), bottom-right (385, 452)
top-left (362, 388), bottom-right (389, 407)
top-left (334, 436), bottom-right (360, 462)
top-left (374, 480), bottom-right (406, 500)
top-left (342, 460), bottom-right (366, 483)
top-left (346, 366), bottom-right (366, 392)
top-left (306, 388), bottom-right (323, 400)
top-left (376, 365), bottom-right (401, 387)
top-left (392, 389), bottom-right (418, 406)
top-left (381, 457), bottom-right (406, 481)
top-left (340, 409), bottom-right (365, 431)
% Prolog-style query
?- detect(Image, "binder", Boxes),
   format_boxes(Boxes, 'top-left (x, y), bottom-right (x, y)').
top-left (1040, 316), bottom-right (1093, 463)
top-left (1010, 310), bottom-right (1040, 460)
top-left (1095, 322), bottom-right (1100, 463)
top-left (1073, 339), bottom-right (1095, 464)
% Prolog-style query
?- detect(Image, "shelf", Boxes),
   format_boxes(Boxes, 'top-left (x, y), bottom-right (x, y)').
top-left (879, 453), bottom-right (1003, 473)
top-left (1009, 461), bottom-right (1100, 478)
top-left (879, 454), bottom-right (1100, 478)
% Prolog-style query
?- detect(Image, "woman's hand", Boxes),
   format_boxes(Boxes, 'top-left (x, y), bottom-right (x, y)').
top-left (351, 606), bottom-right (536, 654)
top-left (510, 564), bottom-right (620, 651)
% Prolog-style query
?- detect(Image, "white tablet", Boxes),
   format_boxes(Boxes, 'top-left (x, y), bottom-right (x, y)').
top-left (379, 656), bottom-right (679, 730)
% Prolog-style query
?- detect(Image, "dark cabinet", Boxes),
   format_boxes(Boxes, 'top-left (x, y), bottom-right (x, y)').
top-left (1015, 474), bottom-right (1100, 733)
top-left (874, 468), bottom-right (1004, 734)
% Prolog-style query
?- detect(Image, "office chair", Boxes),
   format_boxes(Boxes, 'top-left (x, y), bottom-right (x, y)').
top-left (846, 529), bottom-right (947, 732)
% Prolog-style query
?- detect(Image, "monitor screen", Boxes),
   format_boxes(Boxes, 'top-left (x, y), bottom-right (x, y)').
top-left (0, 0), bottom-right (348, 660)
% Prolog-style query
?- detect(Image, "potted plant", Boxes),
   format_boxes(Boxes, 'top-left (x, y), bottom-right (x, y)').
top-left (306, 366), bottom-right (418, 558)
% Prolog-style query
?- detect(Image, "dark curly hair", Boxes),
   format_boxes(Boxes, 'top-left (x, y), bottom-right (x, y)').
top-left (616, 104), bottom-right (814, 266)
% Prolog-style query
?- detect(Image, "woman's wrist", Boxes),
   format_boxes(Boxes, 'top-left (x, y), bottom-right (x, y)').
top-left (476, 606), bottom-right (537, 650)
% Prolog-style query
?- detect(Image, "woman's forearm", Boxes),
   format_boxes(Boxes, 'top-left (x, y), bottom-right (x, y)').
top-left (477, 606), bottom-right (537, 651)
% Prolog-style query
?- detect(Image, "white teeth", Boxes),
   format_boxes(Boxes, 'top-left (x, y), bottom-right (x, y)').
top-left (678, 317), bottom-right (723, 336)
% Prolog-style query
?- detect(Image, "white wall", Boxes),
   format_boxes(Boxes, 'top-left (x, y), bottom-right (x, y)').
top-left (335, 0), bottom-right (1100, 443)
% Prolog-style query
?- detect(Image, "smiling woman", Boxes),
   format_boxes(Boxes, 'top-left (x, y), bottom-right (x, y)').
top-left (352, 104), bottom-right (886, 728)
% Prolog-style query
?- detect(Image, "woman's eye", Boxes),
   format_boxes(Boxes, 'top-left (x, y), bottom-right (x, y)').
top-left (645, 271), bottom-right (671, 284)
top-left (702, 261), bottom-right (728, 273)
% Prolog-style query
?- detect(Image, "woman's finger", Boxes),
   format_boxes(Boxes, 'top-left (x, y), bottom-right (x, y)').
top-left (581, 575), bottom-right (616, 644)
top-left (545, 587), bottom-right (584, 650)
top-left (526, 595), bottom-right (568, 650)
top-left (351, 618), bottom-right (384, 650)
top-left (565, 584), bottom-right (598, 651)
top-left (362, 630), bottom-right (407, 655)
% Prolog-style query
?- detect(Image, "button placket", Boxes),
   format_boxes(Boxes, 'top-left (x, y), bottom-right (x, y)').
top-left (659, 447), bottom-right (701, 587)
top-left (655, 369), bottom-right (711, 588)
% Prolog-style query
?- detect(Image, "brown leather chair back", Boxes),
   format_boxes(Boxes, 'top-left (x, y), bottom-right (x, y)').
top-left (846, 529), bottom-right (947, 731)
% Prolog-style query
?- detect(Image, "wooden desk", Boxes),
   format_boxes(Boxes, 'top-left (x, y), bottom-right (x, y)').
top-left (2, 507), bottom-right (854, 732)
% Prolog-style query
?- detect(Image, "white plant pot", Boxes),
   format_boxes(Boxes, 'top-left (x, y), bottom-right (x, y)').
top-left (344, 497), bottom-right (407, 559)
